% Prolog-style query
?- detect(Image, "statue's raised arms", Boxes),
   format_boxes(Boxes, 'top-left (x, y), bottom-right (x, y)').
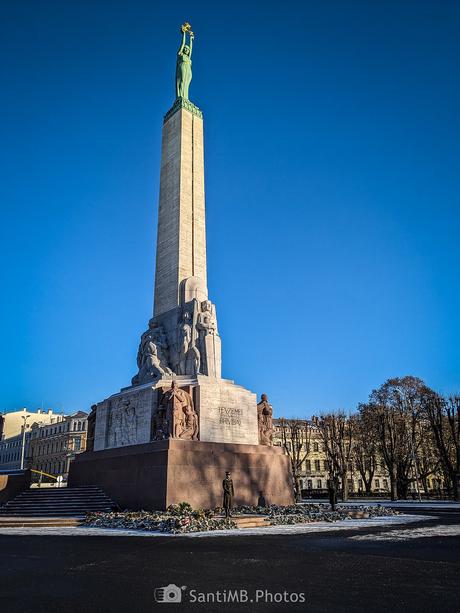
top-left (176, 22), bottom-right (194, 100)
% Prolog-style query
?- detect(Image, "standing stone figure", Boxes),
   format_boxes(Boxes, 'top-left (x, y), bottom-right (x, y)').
top-left (121, 399), bottom-right (137, 445)
top-left (107, 402), bottom-right (123, 447)
top-left (176, 23), bottom-right (194, 100)
top-left (257, 394), bottom-right (273, 446)
top-left (197, 300), bottom-right (221, 377)
top-left (176, 311), bottom-right (192, 374)
top-left (222, 471), bottom-right (234, 518)
top-left (185, 300), bottom-right (201, 375)
top-left (160, 381), bottom-right (199, 440)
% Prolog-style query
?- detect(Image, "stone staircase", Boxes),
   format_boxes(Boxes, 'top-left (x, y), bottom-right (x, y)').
top-left (0, 486), bottom-right (116, 523)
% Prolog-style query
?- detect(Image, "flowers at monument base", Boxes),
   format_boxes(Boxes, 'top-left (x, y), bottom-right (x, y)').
top-left (85, 502), bottom-right (399, 533)
top-left (85, 507), bottom-right (237, 534)
top-left (217, 503), bottom-right (400, 526)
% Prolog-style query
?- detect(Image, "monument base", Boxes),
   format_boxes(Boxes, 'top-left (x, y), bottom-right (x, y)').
top-left (68, 439), bottom-right (294, 510)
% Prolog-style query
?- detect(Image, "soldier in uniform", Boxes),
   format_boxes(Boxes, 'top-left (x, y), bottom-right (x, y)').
top-left (222, 471), bottom-right (234, 518)
top-left (327, 476), bottom-right (338, 511)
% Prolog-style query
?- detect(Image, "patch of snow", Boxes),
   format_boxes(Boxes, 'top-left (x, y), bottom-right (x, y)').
top-left (350, 524), bottom-right (460, 541)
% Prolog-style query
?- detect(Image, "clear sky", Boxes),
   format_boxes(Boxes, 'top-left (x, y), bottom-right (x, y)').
top-left (1, 1), bottom-right (459, 417)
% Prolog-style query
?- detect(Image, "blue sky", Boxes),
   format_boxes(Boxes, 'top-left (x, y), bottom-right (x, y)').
top-left (1, 1), bottom-right (459, 417)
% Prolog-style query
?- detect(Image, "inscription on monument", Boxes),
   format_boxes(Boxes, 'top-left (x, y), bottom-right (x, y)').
top-left (218, 407), bottom-right (242, 426)
top-left (197, 378), bottom-right (259, 445)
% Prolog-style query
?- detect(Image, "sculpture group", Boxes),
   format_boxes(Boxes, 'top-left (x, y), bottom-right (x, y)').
top-left (132, 296), bottom-right (220, 385)
top-left (152, 381), bottom-right (199, 441)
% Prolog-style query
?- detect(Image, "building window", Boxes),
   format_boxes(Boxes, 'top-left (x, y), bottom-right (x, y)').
top-left (305, 460), bottom-right (311, 472)
top-left (313, 442), bottom-right (319, 452)
top-left (74, 436), bottom-right (82, 452)
top-left (307, 480), bottom-right (312, 489)
top-left (383, 479), bottom-right (388, 490)
top-left (314, 460), bottom-right (320, 471)
top-left (375, 479), bottom-right (380, 489)
top-left (317, 479), bottom-right (322, 489)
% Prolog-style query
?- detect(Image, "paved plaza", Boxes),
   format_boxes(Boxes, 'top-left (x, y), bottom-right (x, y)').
top-left (0, 508), bottom-right (458, 613)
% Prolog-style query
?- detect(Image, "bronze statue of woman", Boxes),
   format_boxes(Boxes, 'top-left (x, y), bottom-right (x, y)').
top-left (176, 23), bottom-right (194, 100)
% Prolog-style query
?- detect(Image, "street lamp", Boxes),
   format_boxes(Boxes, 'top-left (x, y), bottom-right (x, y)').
top-left (20, 414), bottom-right (30, 470)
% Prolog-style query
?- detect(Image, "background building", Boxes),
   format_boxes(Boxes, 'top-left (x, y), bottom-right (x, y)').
top-left (0, 432), bottom-right (31, 471)
top-left (0, 408), bottom-right (64, 471)
top-left (0, 408), bottom-right (61, 441)
top-left (28, 411), bottom-right (88, 480)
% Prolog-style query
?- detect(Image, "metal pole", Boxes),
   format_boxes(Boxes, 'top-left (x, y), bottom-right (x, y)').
top-left (412, 448), bottom-right (422, 502)
top-left (20, 415), bottom-right (30, 470)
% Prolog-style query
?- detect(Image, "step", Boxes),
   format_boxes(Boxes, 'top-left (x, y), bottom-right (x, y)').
top-left (0, 510), bottom-right (100, 515)
top-left (14, 489), bottom-right (108, 498)
top-left (3, 499), bottom-right (112, 505)
top-left (17, 489), bottom-right (106, 493)
top-left (0, 517), bottom-right (84, 527)
top-left (214, 515), bottom-right (270, 528)
top-left (0, 503), bottom-right (113, 509)
top-left (0, 503), bottom-right (112, 514)
top-left (14, 487), bottom-right (103, 497)
top-left (0, 512), bottom-right (93, 517)
top-left (2, 500), bottom-right (112, 505)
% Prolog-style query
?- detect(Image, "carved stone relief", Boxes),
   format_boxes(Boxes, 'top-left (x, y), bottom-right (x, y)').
top-left (152, 381), bottom-right (199, 441)
top-left (107, 396), bottom-right (138, 447)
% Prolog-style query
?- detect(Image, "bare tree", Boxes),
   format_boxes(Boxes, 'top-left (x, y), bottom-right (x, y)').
top-left (352, 409), bottom-right (378, 495)
top-left (317, 412), bottom-right (354, 501)
top-left (424, 394), bottom-right (460, 500)
top-left (277, 418), bottom-right (312, 501)
top-left (366, 376), bottom-right (431, 500)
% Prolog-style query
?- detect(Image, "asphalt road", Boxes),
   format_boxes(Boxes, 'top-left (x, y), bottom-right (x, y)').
top-left (0, 511), bottom-right (458, 613)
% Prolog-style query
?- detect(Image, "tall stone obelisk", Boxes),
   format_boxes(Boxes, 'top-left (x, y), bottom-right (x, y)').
top-left (130, 22), bottom-right (222, 383)
top-left (154, 102), bottom-right (207, 317)
top-left (68, 24), bottom-right (294, 510)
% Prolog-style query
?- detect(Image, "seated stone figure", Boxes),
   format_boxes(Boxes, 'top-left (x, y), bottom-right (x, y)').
top-left (132, 321), bottom-right (173, 385)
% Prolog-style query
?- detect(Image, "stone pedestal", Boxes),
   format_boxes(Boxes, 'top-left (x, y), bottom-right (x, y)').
top-left (68, 440), bottom-right (293, 510)
top-left (92, 375), bottom-right (259, 452)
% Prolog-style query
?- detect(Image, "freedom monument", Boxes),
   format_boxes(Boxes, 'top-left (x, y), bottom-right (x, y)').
top-left (69, 24), bottom-right (293, 509)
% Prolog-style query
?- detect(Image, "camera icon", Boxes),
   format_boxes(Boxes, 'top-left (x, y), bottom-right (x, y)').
top-left (154, 584), bottom-right (185, 603)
